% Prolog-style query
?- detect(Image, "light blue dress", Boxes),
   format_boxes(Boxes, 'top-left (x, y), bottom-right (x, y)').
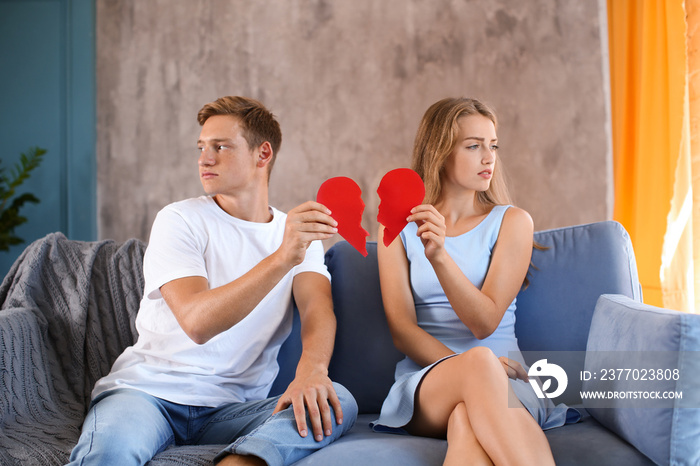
top-left (372, 205), bottom-right (579, 433)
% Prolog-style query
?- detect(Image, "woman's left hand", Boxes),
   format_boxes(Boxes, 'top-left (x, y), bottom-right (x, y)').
top-left (408, 204), bottom-right (447, 262)
top-left (499, 356), bottom-right (529, 382)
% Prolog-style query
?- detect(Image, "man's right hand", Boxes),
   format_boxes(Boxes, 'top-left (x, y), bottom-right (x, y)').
top-left (278, 201), bottom-right (337, 266)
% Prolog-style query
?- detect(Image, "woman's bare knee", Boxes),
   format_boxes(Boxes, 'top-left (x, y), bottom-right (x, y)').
top-left (455, 348), bottom-right (507, 389)
top-left (458, 347), bottom-right (498, 369)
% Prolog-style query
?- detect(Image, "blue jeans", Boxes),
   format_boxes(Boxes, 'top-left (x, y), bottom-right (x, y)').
top-left (67, 383), bottom-right (357, 466)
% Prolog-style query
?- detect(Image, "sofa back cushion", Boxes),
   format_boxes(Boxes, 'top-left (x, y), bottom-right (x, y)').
top-left (516, 221), bottom-right (642, 353)
top-left (324, 241), bottom-right (403, 414)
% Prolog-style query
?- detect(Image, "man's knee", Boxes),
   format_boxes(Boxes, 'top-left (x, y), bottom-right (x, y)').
top-left (69, 389), bottom-right (173, 465)
top-left (331, 382), bottom-right (358, 426)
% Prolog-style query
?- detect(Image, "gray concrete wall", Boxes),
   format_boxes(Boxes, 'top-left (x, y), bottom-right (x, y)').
top-left (97, 0), bottom-right (611, 244)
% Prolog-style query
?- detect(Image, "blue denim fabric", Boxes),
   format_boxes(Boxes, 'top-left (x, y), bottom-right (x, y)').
top-left (68, 383), bottom-right (357, 466)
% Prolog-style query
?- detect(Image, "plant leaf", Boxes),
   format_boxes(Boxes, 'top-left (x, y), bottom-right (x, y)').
top-left (0, 147), bottom-right (46, 251)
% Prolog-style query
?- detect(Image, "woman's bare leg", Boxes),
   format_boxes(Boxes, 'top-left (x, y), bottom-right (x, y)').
top-left (406, 347), bottom-right (554, 466)
top-left (443, 402), bottom-right (493, 466)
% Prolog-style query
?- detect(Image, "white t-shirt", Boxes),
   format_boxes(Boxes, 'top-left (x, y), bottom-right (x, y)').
top-left (91, 196), bottom-right (331, 407)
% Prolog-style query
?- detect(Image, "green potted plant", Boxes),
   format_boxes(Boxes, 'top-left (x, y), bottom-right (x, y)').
top-left (0, 147), bottom-right (46, 251)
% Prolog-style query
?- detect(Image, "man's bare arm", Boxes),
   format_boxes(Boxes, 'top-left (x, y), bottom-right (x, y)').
top-left (161, 201), bottom-right (337, 344)
top-left (272, 271), bottom-right (343, 441)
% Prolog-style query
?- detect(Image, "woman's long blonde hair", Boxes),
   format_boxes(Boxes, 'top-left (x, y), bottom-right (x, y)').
top-left (411, 97), bottom-right (512, 209)
top-left (412, 98), bottom-right (541, 288)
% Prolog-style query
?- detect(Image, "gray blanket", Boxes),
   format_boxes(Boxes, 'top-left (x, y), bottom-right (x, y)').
top-left (0, 232), bottom-right (146, 464)
top-left (0, 233), bottom-right (227, 465)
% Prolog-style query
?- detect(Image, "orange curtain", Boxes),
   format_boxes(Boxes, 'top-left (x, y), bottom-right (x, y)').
top-left (608, 0), bottom-right (690, 309)
top-left (682, 0), bottom-right (700, 313)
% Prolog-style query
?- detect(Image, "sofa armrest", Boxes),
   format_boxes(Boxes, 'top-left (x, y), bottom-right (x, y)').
top-left (583, 294), bottom-right (700, 466)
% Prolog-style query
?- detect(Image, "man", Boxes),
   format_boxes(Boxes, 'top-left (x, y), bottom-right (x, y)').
top-left (68, 96), bottom-right (357, 466)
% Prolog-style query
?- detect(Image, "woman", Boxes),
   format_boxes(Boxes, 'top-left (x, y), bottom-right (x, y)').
top-left (373, 98), bottom-right (578, 465)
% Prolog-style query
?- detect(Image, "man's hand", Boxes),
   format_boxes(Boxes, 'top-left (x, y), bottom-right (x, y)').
top-left (278, 201), bottom-right (337, 267)
top-left (272, 368), bottom-right (344, 442)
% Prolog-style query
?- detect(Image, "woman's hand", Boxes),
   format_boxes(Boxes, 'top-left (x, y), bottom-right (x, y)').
top-left (499, 356), bottom-right (529, 382)
top-left (408, 204), bottom-right (447, 262)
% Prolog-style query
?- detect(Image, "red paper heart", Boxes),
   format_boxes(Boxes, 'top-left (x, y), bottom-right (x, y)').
top-left (317, 177), bottom-right (369, 256)
top-left (377, 168), bottom-right (425, 247)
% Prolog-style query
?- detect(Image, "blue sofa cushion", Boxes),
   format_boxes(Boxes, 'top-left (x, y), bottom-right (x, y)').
top-left (516, 221), bottom-right (643, 354)
top-left (324, 241), bottom-right (404, 414)
top-left (584, 294), bottom-right (700, 466)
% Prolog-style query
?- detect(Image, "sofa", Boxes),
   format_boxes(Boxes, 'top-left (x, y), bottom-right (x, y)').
top-left (0, 220), bottom-right (698, 465)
